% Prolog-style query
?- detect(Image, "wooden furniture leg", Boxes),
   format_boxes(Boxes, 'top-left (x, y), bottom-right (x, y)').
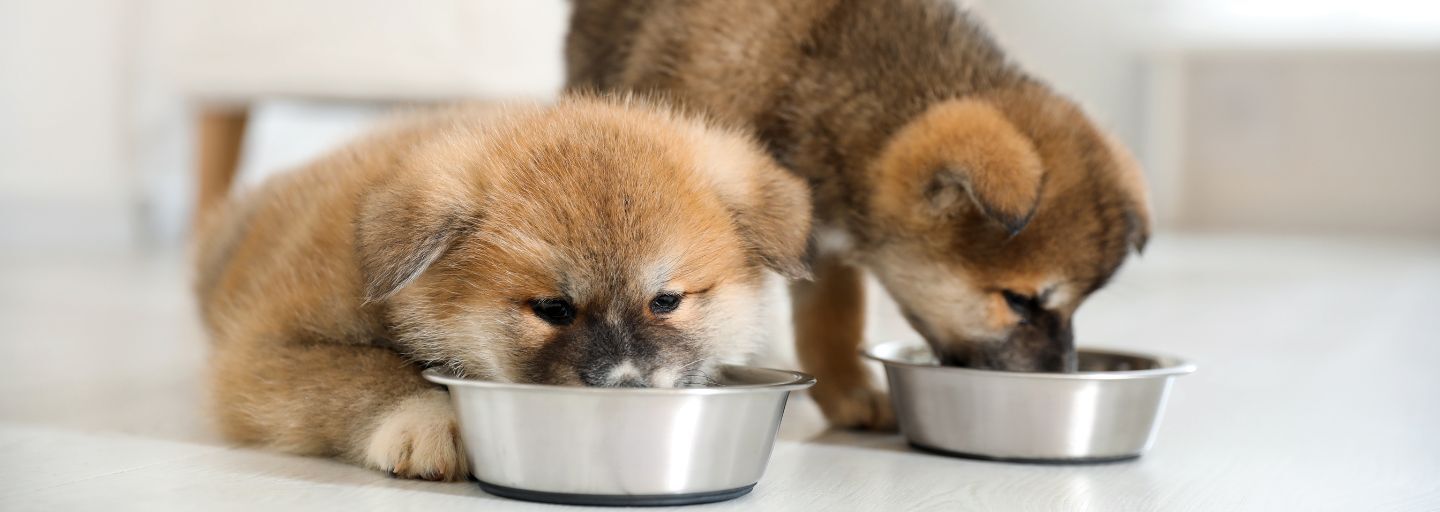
top-left (194, 107), bottom-right (249, 227)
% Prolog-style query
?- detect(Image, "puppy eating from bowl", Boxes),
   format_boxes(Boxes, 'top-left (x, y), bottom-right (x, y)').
top-left (565, 0), bottom-right (1153, 430)
top-left (192, 97), bottom-right (812, 481)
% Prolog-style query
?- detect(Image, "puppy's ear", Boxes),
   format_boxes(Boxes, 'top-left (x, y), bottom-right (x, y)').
top-left (1099, 130), bottom-right (1153, 254)
top-left (693, 133), bottom-right (814, 280)
top-left (734, 165), bottom-right (814, 280)
top-left (356, 180), bottom-right (474, 302)
top-left (873, 98), bottom-right (1044, 236)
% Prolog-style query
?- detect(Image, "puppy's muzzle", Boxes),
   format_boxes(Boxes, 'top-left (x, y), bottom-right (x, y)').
top-left (573, 318), bottom-right (673, 388)
top-left (936, 316), bottom-right (1076, 373)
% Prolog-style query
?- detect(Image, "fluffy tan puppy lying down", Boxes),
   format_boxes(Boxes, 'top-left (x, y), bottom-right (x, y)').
top-left (193, 97), bottom-right (812, 480)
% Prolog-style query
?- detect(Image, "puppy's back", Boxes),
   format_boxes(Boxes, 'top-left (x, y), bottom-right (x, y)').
top-left (192, 105), bottom-right (506, 345)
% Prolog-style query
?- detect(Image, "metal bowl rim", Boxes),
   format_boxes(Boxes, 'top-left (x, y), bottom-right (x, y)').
top-left (862, 341), bottom-right (1196, 380)
top-left (422, 365), bottom-right (816, 395)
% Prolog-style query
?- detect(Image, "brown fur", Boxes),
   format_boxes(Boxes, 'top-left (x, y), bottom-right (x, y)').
top-left (193, 97), bottom-right (812, 479)
top-left (566, 0), bottom-right (1151, 429)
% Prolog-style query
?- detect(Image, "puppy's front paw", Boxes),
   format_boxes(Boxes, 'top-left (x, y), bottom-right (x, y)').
top-left (810, 383), bottom-right (897, 432)
top-left (364, 390), bottom-right (469, 481)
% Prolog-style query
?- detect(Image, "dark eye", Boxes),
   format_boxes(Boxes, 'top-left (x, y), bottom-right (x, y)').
top-left (530, 298), bottom-right (576, 326)
top-left (1001, 290), bottom-right (1037, 322)
top-left (650, 293), bottom-right (682, 315)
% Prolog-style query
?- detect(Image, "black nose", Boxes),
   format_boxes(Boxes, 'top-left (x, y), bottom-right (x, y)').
top-left (937, 350), bottom-right (969, 367)
top-left (936, 334), bottom-right (1075, 372)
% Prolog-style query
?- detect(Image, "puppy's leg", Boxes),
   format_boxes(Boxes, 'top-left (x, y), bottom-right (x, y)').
top-left (211, 341), bottom-right (468, 481)
top-left (791, 256), bottom-right (896, 431)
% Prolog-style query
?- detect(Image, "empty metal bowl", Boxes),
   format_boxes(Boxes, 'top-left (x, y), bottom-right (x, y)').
top-left (864, 341), bottom-right (1195, 462)
top-left (422, 365), bottom-right (814, 506)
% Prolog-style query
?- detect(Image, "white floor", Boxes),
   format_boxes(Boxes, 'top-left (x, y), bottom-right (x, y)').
top-left (2, 233), bottom-right (1438, 511)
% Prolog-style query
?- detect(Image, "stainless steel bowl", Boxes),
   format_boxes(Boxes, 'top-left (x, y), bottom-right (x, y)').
top-left (864, 341), bottom-right (1195, 462)
top-left (423, 365), bottom-right (814, 506)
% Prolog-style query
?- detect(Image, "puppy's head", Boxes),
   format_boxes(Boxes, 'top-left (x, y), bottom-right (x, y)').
top-left (866, 85), bottom-right (1150, 372)
top-left (358, 98), bottom-right (810, 387)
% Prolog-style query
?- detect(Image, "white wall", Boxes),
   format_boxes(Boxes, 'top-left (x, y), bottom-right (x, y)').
top-left (0, 0), bottom-right (135, 248)
top-left (1178, 50), bottom-right (1440, 235)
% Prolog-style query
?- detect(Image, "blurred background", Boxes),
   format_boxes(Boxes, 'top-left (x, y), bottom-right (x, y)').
top-left (4, 0), bottom-right (1438, 250)
top-left (1, 1), bottom-right (1438, 508)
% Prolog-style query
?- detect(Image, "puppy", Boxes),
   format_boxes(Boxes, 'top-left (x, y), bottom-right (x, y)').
top-left (193, 97), bottom-right (811, 480)
top-left (566, 0), bottom-right (1152, 429)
